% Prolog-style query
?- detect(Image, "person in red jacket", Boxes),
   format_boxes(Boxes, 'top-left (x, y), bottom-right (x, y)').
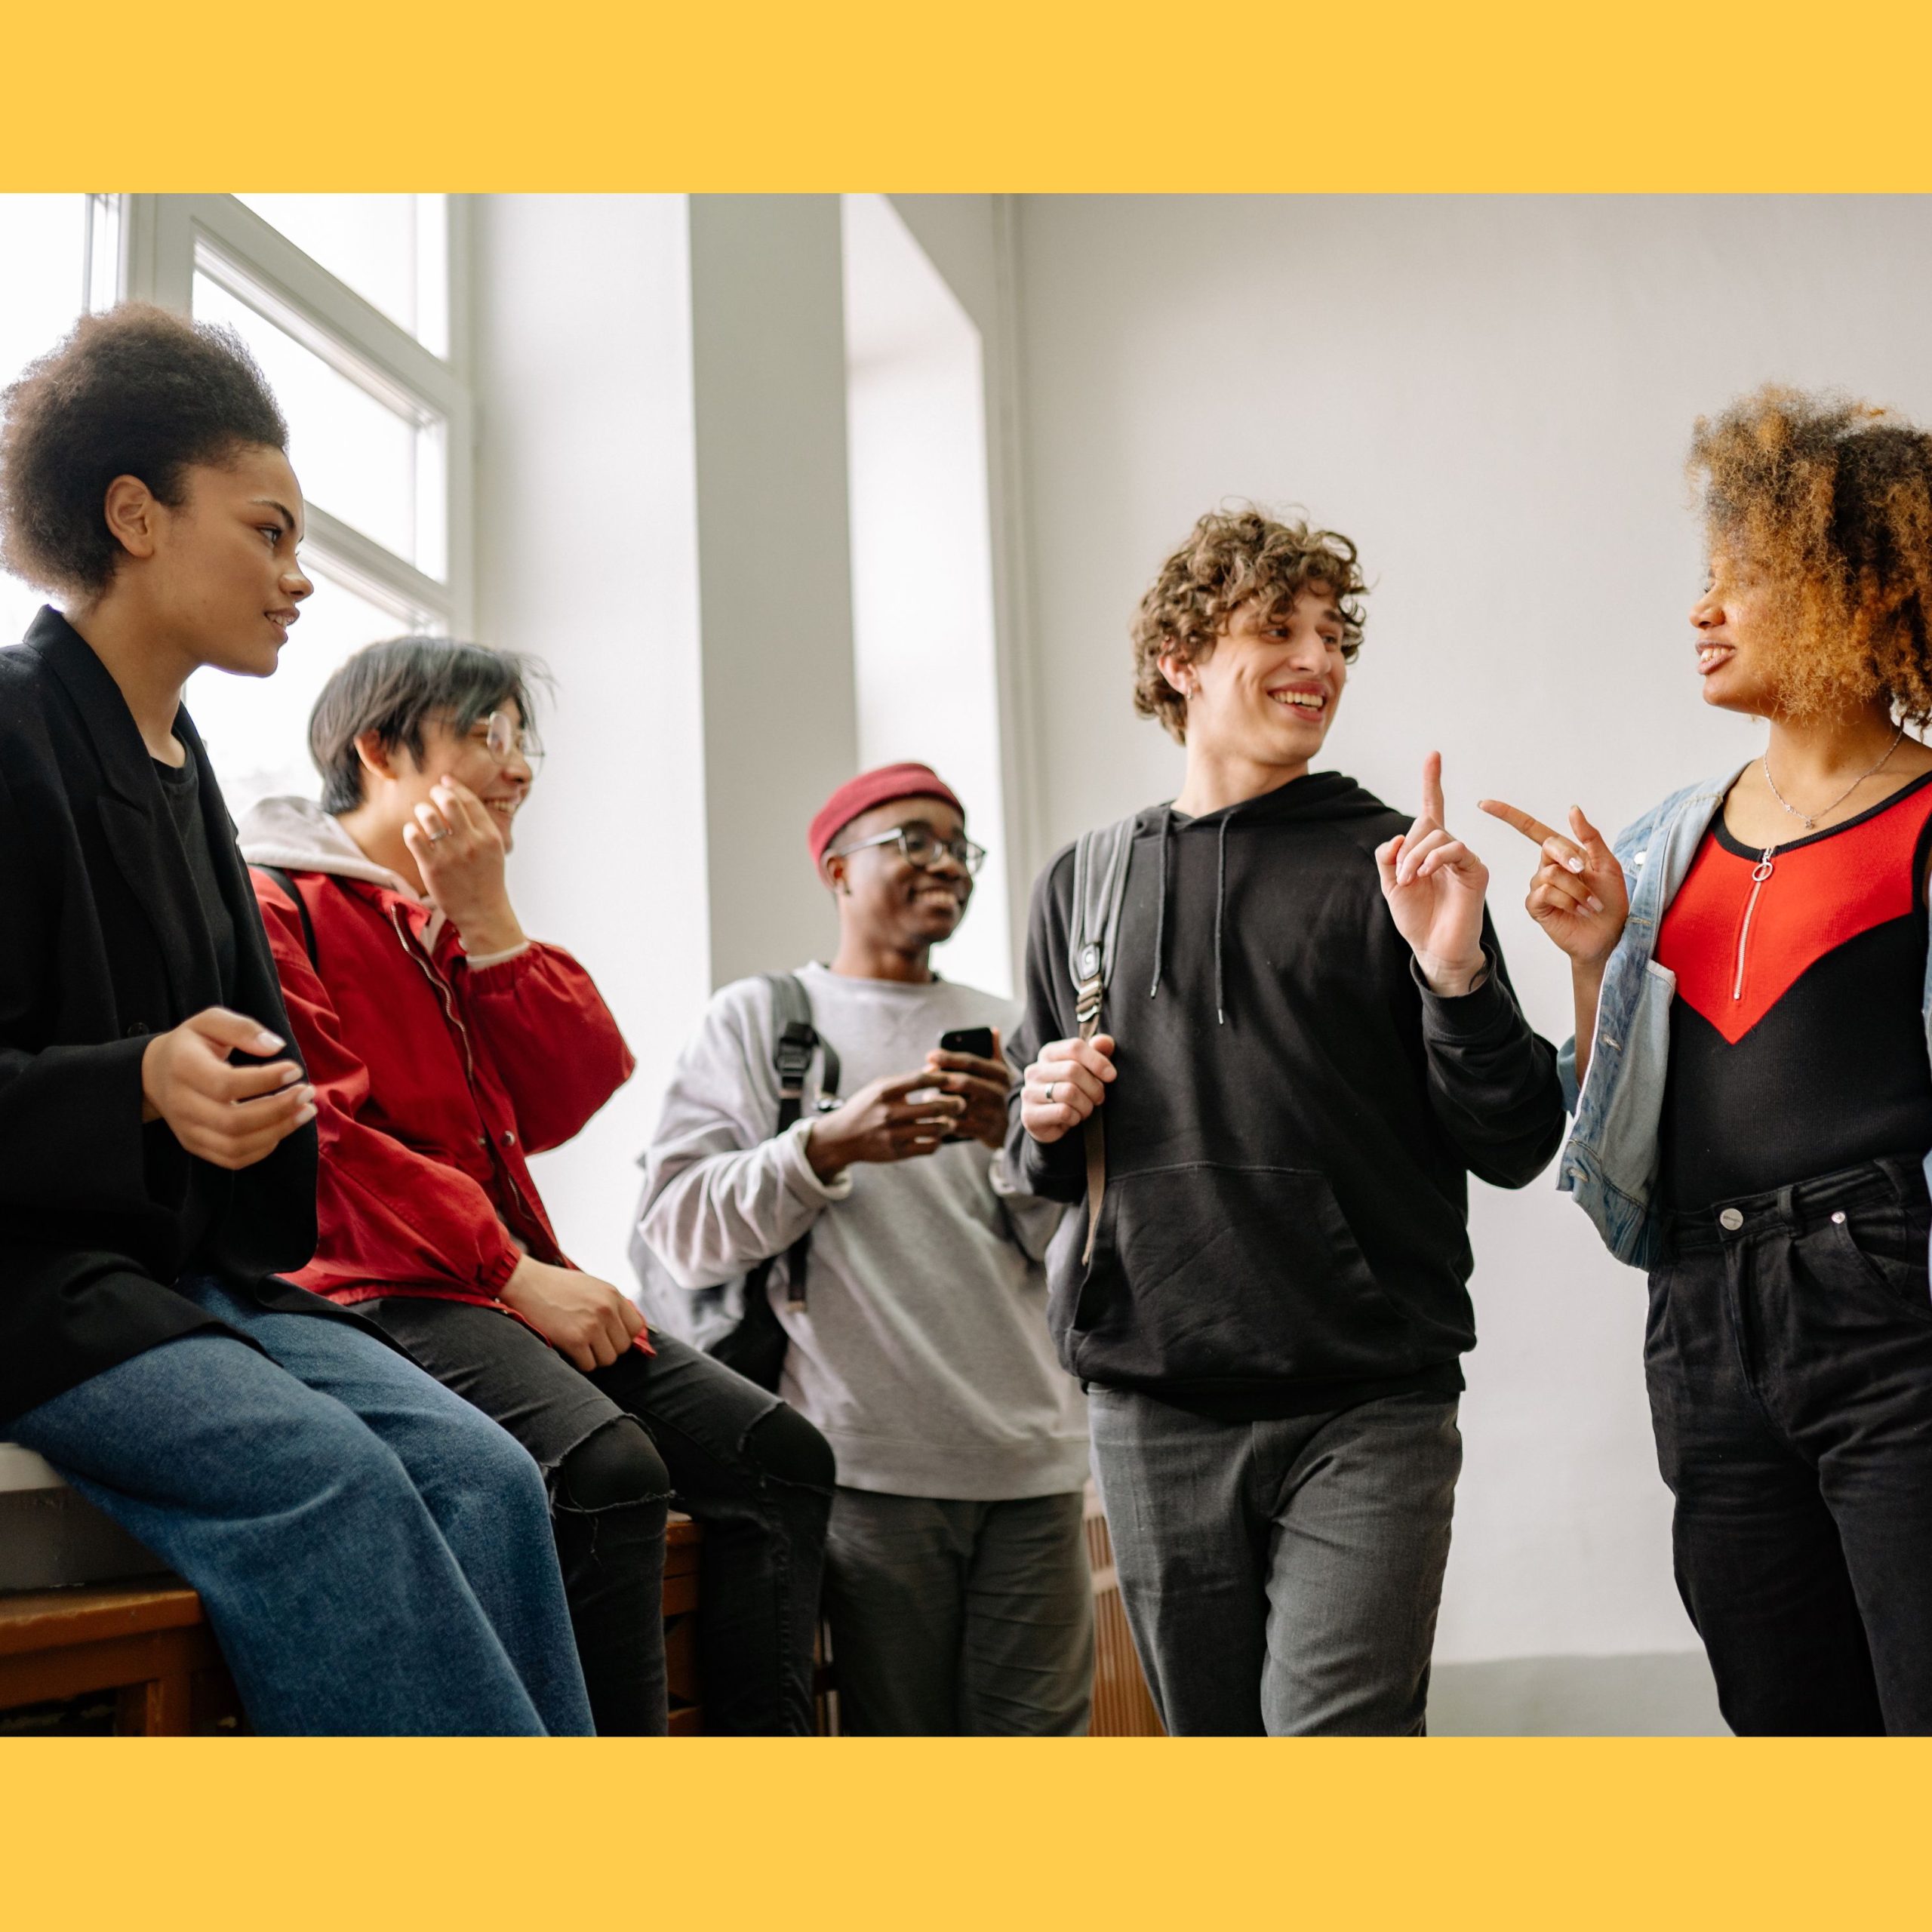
top-left (240, 635), bottom-right (833, 1735)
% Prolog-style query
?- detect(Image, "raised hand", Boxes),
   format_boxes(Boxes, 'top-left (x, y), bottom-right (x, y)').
top-left (403, 775), bottom-right (528, 957)
top-left (1374, 752), bottom-right (1491, 995)
top-left (1476, 797), bottom-right (1628, 967)
top-left (140, 1007), bottom-right (315, 1170)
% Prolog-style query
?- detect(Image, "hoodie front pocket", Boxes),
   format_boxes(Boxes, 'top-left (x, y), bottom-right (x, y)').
top-left (1072, 1162), bottom-right (1411, 1383)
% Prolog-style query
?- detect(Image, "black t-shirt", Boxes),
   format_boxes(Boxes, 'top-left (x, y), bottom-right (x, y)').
top-left (152, 752), bottom-right (238, 1002)
top-left (151, 750), bottom-right (242, 1264)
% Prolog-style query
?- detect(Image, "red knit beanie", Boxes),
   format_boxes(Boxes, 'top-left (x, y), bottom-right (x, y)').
top-left (808, 762), bottom-right (964, 867)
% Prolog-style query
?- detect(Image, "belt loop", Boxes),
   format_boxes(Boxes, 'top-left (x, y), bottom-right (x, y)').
top-left (1774, 1183), bottom-right (1798, 1229)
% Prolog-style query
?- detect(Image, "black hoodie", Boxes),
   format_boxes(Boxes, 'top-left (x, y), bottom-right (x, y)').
top-left (1007, 771), bottom-right (1564, 1419)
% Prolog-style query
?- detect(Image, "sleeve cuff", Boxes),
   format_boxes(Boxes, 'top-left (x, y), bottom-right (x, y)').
top-left (480, 1237), bottom-right (525, 1296)
top-left (989, 1144), bottom-right (1031, 1200)
top-left (1411, 950), bottom-right (1515, 1038)
top-left (782, 1116), bottom-right (853, 1201)
top-left (463, 940), bottom-right (534, 971)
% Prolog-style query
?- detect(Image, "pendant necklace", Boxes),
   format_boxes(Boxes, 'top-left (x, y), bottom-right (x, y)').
top-left (1761, 724), bottom-right (1905, 832)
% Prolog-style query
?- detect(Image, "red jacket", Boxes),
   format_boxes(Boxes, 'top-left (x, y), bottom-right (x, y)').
top-left (246, 849), bottom-right (635, 1311)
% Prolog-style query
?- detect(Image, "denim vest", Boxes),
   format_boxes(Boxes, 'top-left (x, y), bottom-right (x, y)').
top-left (1556, 761), bottom-right (1932, 1269)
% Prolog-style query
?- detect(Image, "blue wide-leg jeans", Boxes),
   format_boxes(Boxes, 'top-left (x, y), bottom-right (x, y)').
top-left (10, 1275), bottom-right (594, 1737)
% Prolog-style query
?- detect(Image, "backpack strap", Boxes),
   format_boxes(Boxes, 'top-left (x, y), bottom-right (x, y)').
top-left (255, 865), bottom-right (319, 968)
top-left (1064, 819), bottom-right (1137, 1265)
top-left (758, 971), bottom-right (835, 1311)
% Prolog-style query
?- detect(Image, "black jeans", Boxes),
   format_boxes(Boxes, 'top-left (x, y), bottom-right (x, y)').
top-left (1647, 1155), bottom-right (1932, 1735)
top-left (364, 1299), bottom-right (834, 1735)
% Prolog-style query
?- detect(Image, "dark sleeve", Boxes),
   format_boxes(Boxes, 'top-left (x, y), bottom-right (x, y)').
top-left (1413, 909), bottom-right (1566, 1189)
top-left (0, 766), bottom-right (165, 1220)
top-left (1002, 847), bottom-right (1088, 1204)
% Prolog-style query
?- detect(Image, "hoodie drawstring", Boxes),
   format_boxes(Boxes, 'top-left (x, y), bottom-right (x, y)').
top-left (1148, 804), bottom-right (1174, 999)
top-left (1145, 801), bottom-right (1232, 1023)
top-left (1214, 813), bottom-right (1230, 1025)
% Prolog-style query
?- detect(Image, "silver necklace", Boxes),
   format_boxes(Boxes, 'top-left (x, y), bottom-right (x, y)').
top-left (1761, 724), bottom-right (1905, 832)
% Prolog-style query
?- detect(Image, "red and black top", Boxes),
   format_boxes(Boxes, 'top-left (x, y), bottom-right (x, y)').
top-left (1655, 770), bottom-right (1932, 1209)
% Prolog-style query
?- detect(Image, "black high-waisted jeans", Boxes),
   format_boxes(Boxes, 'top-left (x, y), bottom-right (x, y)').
top-left (1647, 1154), bottom-right (1932, 1734)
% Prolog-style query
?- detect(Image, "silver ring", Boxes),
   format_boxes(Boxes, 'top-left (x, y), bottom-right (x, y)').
top-left (1044, 1081), bottom-right (1057, 1103)
top-left (427, 827), bottom-right (451, 842)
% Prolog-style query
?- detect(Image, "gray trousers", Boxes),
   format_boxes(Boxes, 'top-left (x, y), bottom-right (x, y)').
top-left (1088, 1388), bottom-right (1461, 1736)
top-left (823, 1487), bottom-right (1095, 1734)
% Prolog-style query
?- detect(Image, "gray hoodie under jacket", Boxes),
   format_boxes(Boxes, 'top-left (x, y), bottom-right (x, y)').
top-left (637, 963), bottom-right (1090, 1501)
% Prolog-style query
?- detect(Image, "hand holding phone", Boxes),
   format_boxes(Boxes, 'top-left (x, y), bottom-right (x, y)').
top-left (924, 1026), bottom-right (1010, 1149)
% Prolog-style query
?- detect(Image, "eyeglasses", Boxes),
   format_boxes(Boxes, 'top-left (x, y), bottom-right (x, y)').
top-left (829, 821), bottom-right (987, 876)
top-left (475, 711), bottom-right (544, 773)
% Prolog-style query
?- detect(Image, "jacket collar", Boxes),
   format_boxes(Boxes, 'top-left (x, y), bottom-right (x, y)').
top-left (23, 605), bottom-right (287, 1029)
top-left (25, 605), bottom-right (186, 808)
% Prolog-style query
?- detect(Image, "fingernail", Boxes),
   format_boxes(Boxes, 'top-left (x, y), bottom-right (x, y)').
top-left (296, 1103), bottom-right (317, 1124)
top-left (1586, 896), bottom-right (1604, 914)
top-left (1567, 859), bottom-right (1585, 874)
top-left (254, 1031), bottom-right (284, 1051)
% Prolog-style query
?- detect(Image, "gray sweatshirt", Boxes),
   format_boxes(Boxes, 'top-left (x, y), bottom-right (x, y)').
top-left (638, 963), bottom-right (1089, 1500)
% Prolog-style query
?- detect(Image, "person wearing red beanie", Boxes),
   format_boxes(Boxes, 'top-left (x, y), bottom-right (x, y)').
top-left (637, 763), bottom-right (1094, 1734)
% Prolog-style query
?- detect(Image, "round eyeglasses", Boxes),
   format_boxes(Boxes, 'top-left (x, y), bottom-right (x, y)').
top-left (478, 711), bottom-right (544, 774)
top-left (829, 821), bottom-right (987, 876)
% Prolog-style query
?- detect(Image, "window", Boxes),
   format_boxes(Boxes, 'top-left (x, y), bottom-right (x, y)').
top-left (0, 192), bottom-right (472, 818)
top-left (0, 195), bottom-right (117, 649)
top-left (841, 193), bottom-right (1011, 995)
top-left (236, 195), bottom-right (450, 355)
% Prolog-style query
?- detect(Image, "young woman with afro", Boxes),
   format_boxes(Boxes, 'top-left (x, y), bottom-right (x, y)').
top-left (0, 303), bottom-right (592, 1734)
top-left (1486, 386), bottom-right (1932, 1734)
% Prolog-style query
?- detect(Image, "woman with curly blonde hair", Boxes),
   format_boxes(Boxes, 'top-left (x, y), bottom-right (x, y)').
top-left (1485, 386), bottom-right (1932, 1734)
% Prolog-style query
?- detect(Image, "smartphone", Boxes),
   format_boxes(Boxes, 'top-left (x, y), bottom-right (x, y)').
top-left (939, 1026), bottom-right (995, 1060)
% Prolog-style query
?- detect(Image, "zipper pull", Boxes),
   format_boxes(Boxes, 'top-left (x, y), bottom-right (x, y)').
top-left (1732, 847), bottom-right (1777, 1002)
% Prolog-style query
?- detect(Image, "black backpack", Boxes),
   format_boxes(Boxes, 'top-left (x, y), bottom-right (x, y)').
top-left (629, 973), bottom-right (839, 1392)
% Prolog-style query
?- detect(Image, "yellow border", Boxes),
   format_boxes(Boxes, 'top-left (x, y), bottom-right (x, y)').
top-left (1, 0), bottom-right (1928, 189)
top-left (5, 1736), bottom-right (1930, 1926)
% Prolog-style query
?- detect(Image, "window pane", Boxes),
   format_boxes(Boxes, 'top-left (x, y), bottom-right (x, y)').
top-left (0, 195), bottom-right (92, 647)
top-left (186, 557), bottom-right (429, 821)
top-left (194, 269), bottom-right (448, 579)
top-left (236, 194), bottom-right (449, 355)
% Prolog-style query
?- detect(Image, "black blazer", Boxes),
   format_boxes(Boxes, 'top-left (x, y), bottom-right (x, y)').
top-left (0, 607), bottom-right (351, 1425)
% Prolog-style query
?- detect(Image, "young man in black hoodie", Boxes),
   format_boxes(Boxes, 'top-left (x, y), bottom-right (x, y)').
top-left (1008, 508), bottom-right (1564, 1735)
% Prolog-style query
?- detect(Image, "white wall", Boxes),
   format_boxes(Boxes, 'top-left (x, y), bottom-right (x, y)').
top-left (688, 195), bottom-right (859, 992)
top-left (1011, 194), bottom-right (1932, 1664)
top-left (472, 194), bottom-right (709, 1289)
top-left (844, 193), bottom-right (1011, 995)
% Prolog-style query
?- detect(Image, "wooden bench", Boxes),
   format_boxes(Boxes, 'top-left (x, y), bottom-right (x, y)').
top-left (0, 1513), bottom-right (709, 1736)
top-left (663, 1515), bottom-right (702, 1734)
top-left (1084, 1486), bottom-right (1163, 1736)
top-left (0, 1579), bottom-right (241, 1734)
top-left (2, 1497), bottom-right (1151, 1736)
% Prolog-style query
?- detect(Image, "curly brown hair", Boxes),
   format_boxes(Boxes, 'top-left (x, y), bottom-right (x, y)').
top-left (1690, 384), bottom-right (1932, 724)
top-left (1130, 506), bottom-right (1368, 743)
top-left (0, 302), bottom-right (285, 598)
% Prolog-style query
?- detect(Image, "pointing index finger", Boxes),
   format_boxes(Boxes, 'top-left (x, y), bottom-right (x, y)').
top-left (1478, 798), bottom-right (1559, 848)
top-left (1421, 750), bottom-right (1445, 825)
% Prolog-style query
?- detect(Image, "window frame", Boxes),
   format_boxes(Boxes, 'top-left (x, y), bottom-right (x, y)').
top-left (117, 192), bottom-right (475, 636)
